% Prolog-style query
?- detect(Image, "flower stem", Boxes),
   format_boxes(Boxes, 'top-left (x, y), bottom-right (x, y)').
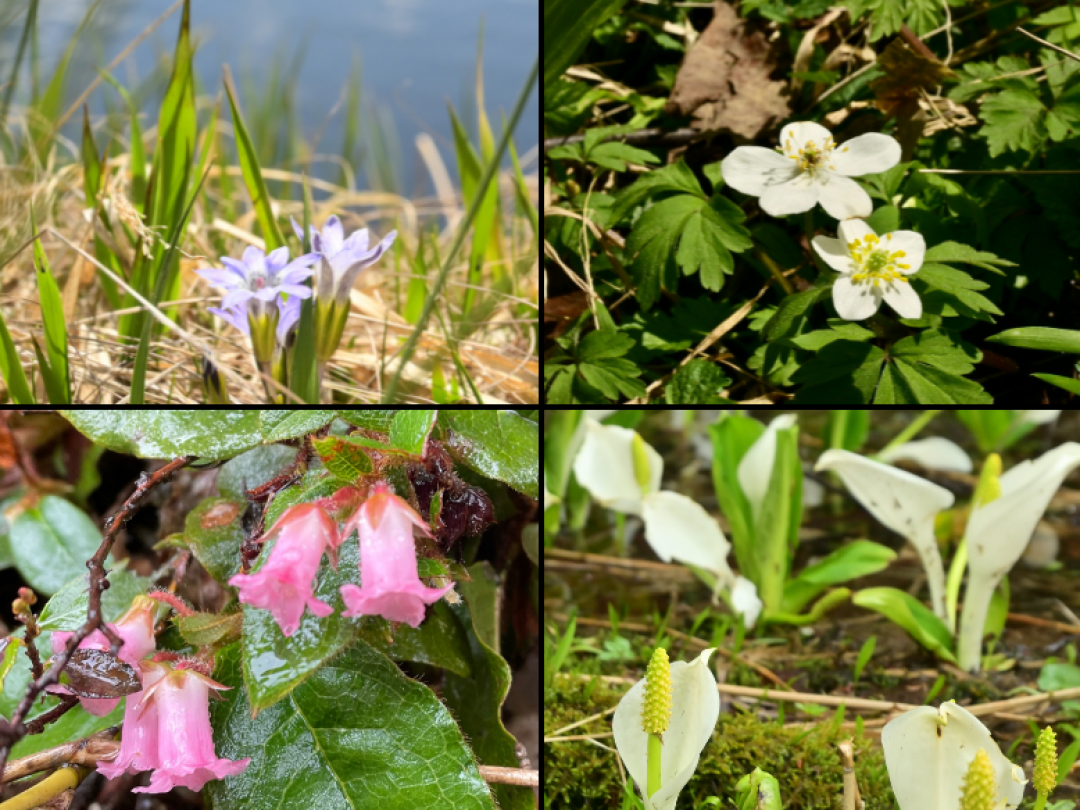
top-left (957, 567), bottom-right (996, 672)
top-left (878, 410), bottom-right (943, 456)
top-left (647, 732), bottom-right (662, 798)
top-left (1033, 792), bottom-right (1048, 810)
top-left (755, 248), bottom-right (795, 295)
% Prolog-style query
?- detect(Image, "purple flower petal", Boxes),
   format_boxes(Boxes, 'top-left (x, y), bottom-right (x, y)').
top-left (252, 287), bottom-right (282, 302)
top-left (265, 246), bottom-right (292, 273)
top-left (219, 257), bottom-right (252, 280)
top-left (342, 228), bottom-right (370, 254)
top-left (278, 265), bottom-right (315, 286)
top-left (196, 268), bottom-right (245, 289)
top-left (277, 284), bottom-right (313, 299)
top-left (241, 246), bottom-right (267, 274)
top-left (208, 305), bottom-right (251, 336)
top-left (321, 216), bottom-right (345, 256)
top-left (221, 288), bottom-right (255, 309)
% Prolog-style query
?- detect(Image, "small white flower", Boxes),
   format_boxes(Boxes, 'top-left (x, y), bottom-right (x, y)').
top-left (720, 121), bottom-right (900, 220)
top-left (812, 219), bottom-right (926, 321)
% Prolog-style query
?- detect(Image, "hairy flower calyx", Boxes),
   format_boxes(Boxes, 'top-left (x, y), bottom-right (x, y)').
top-left (848, 233), bottom-right (910, 286)
top-left (1034, 725), bottom-right (1059, 795)
top-left (959, 749), bottom-right (997, 810)
top-left (641, 647), bottom-right (672, 735)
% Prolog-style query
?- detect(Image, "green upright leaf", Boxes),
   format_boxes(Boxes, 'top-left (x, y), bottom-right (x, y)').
top-left (0, 303), bottom-right (34, 404)
top-left (28, 209), bottom-right (69, 403)
top-left (987, 327), bottom-right (1080, 353)
top-left (207, 641), bottom-right (495, 810)
top-left (783, 541), bottom-right (897, 614)
top-left (544, 0), bottom-right (631, 104)
top-left (851, 587), bottom-right (957, 662)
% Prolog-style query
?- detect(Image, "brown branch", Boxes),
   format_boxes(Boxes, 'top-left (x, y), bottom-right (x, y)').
top-left (22, 696), bottom-right (79, 736)
top-left (0, 455), bottom-right (194, 779)
top-left (1, 728), bottom-right (119, 783)
top-left (477, 765), bottom-right (539, 788)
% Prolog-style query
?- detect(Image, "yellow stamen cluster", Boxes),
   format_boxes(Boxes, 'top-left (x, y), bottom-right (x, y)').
top-left (779, 135), bottom-right (849, 176)
top-left (847, 233), bottom-right (911, 287)
top-left (959, 749), bottom-right (997, 810)
top-left (1034, 726), bottom-right (1059, 795)
top-left (642, 647), bottom-right (672, 735)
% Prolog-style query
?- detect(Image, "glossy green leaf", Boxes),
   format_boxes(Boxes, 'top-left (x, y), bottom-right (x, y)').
top-left (1038, 661), bottom-right (1080, 691)
top-left (37, 565), bottom-right (153, 632)
top-left (0, 638), bottom-right (24, 692)
top-left (178, 611), bottom-right (243, 646)
top-left (217, 444), bottom-right (298, 501)
top-left (10, 496), bottom-right (102, 595)
top-left (184, 498), bottom-right (246, 584)
top-left (390, 410), bottom-right (437, 455)
top-left (783, 540), bottom-right (897, 614)
top-left (851, 587), bottom-right (957, 662)
top-left (12, 695), bottom-right (124, 759)
top-left (335, 410), bottom-right (398, 431)
top-left (207, 641), bottom-right (495, 810)
top-left (58, 410), bottom-right (336, 461)
top-left (359, 601), bottom-right (471, 678)
top-left (444, 563), bottom-right (532, 810)
top-left (439, 411), bottom-right (539, 498)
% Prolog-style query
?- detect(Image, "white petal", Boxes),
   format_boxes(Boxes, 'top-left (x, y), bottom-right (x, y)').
top-left (720, 147), bottom-right (799, 196)
top-left (817, 173), bottom-right (873, 220)
top-left (780, 121), bottom-right (833, 152)
top-left (584, 410), bottom-right (616, 421)
top-left (815, 449), bottom-right (952, 620)
top-left (737, 414), bottom-right (797, 521)
top-left (759, 174), bottom-right (820, 216)
top-left (830, 133), bottom-right (902, 176)
top-left (883, 230), bottom-right (926, 274)
top-left (832, 276), bottom-right (882, 321)
top-left (1015, 409), bottom-right (1061, 426)
top-left (882, 702), bottom-right (1026, 810)
top-left (731, 576), bottom-right (763, 628)
top-left (879, 438), bottom-right (973, 473)
top-left (641, 491), bottom-right (732, 579)
top-left (613, 649), bottom-right (720, 810)
top-left (812, 235), bottom-right (856, 274)
top-left (802, 469), bottom-right (826, 508)
top-left (572, 422), bottom-right (662, 515)
top-left (838, 218), bottom-right (876, 245)
top-left (964, 443), bottom-right (1080, 578)
top-left (882, 279), bottom-right (923, 319)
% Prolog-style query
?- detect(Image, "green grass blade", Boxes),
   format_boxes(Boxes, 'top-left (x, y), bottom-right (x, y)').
top-left (80, 104), bottom-right (121, 309)
top-left (0, 0), bottom-right (38, 133)
top-left (383, 55), bottom-right (539, 403)
top-left (29, 209), bottom-right (69, 403)
top-left (223, 65), bottom-right (286, 250)
top-left (507, 125), bottom-right (538, 240)
top-left (0, 305), bottom-right (35, 404)
top-left (404, 228), bottom-right (430, 325)
top-left (289, 174), bottom-right (320, 403)
top-left (100, 71), bottom-right (147, 211)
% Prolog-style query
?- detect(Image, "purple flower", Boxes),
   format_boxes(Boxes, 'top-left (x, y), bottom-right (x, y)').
top-left (291, 216), bottom-right (396, 362)
top-left (339, 481), bottom-right (453, 628)
top-left (208, 295), bottom-right (302, 346)
top-left (196, 245), bottom-right (316, 307)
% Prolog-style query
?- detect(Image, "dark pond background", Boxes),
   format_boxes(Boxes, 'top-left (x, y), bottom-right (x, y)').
top-left (15, 0), bottom-right (539, 195)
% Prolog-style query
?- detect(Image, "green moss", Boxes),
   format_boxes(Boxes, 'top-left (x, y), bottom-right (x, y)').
top-left (545, 676), bottom-right (895, 809)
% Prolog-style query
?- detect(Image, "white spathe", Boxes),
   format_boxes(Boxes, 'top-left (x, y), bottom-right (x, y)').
top-left (812, 219), bottom-right (926, 321)
top-left (573, 421), bottom-right (760, 625)
top-left (736, 413), bottom-right (798, 521)
top-left (957, 442), bottom-right (1080, 670)
top-left (1015, 409), bottom-right (1062, 426)
top-left (815, 449), bottom-right (953, 623)
top-left (720, 121), bottom-right (900, 220)
top-left (878, 437), bottom-right (974, 473)
top-left (731, 576), bottom-right (764, 628)
top-left (882, 702), bottom-right (1026, 810)
top-left (613, 649), bottom-right (720, 810)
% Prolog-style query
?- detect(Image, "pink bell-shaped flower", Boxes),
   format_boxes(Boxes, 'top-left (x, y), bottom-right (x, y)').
top-left (96, 660), bottom-right (169, 779)
top-left (339, 482), bottom-right (453, 628)
top-left (228, 503), bottom-right (338, 636)
top-left (50, 594), bottom-right (159, 716)
top-left (131, 665), bottom-right (250, 794)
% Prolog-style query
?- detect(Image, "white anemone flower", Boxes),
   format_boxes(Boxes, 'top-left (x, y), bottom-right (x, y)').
top-left (878, 437), bottom-right (973, 473)
top-left (573, 421), bottom-right (762, 626)
top-left (720, 121), bottom-right (900, 220)
top-left (812, 219), bottom-right (926, 321)
top-left (613, 648), bottom-right (720, 810)
top-left (816, 449), bottom-right (953, 624)
top-left (882, 702), bottom-right (1026, 810)
top-left (957, 442), bottom-right (1080, 671)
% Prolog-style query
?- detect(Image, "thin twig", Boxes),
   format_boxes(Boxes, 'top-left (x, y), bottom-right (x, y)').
top-left (1017, 27), bottom-right (1080, 64)
top-left (477, 765), bottom-right (539, 788)
top-left (0, 457), bottom-right (193, 779)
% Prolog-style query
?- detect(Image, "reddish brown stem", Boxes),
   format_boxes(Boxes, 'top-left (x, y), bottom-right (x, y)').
top-left (0, 455), bottom-right (194, 780)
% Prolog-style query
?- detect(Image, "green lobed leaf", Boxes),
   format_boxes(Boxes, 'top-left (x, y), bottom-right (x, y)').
top-left (183, 498), bottom-right (247, 585)
top-left (9, 495), bottom-right (103, 595)
top-left (791, 341), bottom-right (886, 404)
top-left (664, 359), bottom-right (734, 404)
top-left (390, 410), bottom-right (437, 455)
top-left (922, 242), bottom-right (1016, 273)
top-left (444, 563), bottom-right (534, 810)
top-left (58, 410), bottom-right (337, 461)
top-left (765, 286), bottom-right (830, 341)
top-left (207, 641), bottom-right (495, 810)
top-left (851, 586), bottom-right (957, 662)
top-left (439, 411), bottom-right (539, 499)
top-left (979, 87), bottom-right (1046, 157)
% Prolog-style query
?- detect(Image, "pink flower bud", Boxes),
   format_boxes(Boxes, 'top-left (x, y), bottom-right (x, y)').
top-left (129, 666), bottom-right (250, 793)
top-left (339, 482), bottom-right (452, 628)
top-left (50, 594), bottom-right (159, 716)
top-left (228, 503), bottom-right (338, 636)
